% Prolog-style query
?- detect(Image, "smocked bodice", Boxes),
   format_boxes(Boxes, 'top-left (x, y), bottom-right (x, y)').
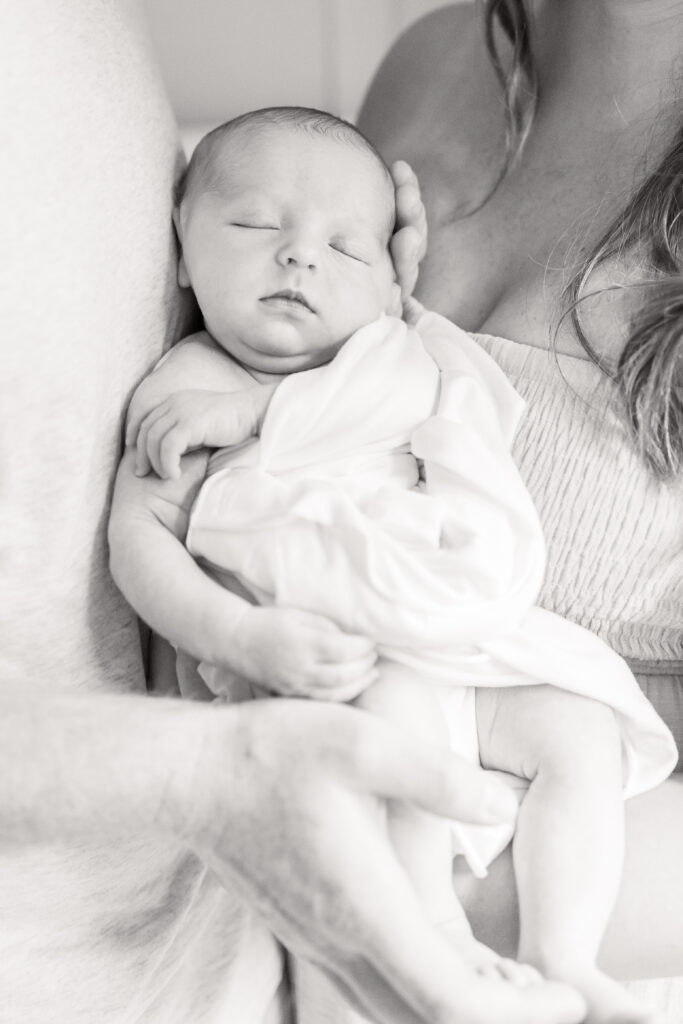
top-left (473, 334), bottom-right (683, 666)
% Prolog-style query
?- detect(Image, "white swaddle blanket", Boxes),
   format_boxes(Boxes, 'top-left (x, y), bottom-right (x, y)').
top-left (187, 311), bottom-right (677, 871)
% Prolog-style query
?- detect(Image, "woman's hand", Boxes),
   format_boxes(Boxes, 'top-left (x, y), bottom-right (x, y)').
top-left (177, 698), bottom-right (586, 1024)
top-left (390, 160), bottom-right (428, 302)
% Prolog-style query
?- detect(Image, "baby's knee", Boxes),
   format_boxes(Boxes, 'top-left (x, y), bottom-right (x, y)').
top-left (533, 690), bottom-right (623, 783)
top-left (478, 685), bottom-right (622, 782)
top-left (354, 668), bottom-right (449, 747)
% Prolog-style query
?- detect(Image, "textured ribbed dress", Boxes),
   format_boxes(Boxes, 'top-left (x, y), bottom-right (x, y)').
top-left (474, 333), bottom-right (683, 767)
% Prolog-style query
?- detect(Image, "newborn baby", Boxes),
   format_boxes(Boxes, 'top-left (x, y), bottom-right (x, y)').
top-left (111, 107), bottom-right (676, 1024)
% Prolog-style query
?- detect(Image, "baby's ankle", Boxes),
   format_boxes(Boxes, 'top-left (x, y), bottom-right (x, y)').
top-left (517, 944), bottom-right (595, 981)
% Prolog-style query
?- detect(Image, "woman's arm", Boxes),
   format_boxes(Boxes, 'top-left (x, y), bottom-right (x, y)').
top-left (6, 659), bottom-right (586, 1023)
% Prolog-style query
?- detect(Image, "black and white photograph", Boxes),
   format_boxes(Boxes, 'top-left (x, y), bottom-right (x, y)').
top-left (2, 2), bottom-right (682, 1022)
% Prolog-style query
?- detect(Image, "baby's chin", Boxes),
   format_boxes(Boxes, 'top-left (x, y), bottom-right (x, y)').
top-left (217, 327), bottom-right (348, 376)
top-left (241, 344), bottom-right (342, 376)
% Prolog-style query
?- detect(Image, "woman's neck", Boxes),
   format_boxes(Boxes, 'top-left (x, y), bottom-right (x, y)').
top-left (534, 1), bottom-right (683, 126)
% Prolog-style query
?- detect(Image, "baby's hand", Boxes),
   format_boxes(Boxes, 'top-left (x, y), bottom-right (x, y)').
top-left (128, 387), bottom-right (274, 479)
top-left (390, 160), bottom-right (428, 302)
top-left (224, 607), bottom-right (379, 702)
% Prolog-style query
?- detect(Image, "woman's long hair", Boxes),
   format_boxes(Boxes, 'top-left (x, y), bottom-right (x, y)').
top-left (483, 0), bottom-right (683, 478)
top-left (482, 0), bottom-right (538, 189)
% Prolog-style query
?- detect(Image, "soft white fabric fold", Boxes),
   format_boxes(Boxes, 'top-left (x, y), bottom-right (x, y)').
top-left (188, 312), bottom-right (677, 870)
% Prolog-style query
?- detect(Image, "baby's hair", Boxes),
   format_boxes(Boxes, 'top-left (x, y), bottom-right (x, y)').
top-left (175, 106), bottom-right (395, 237)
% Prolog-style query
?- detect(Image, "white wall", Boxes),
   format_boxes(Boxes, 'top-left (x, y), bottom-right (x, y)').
top-left (144, 0), bottom-right (452, 150)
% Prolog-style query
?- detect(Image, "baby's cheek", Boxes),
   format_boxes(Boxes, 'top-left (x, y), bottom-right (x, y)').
top-left (375, 260), bottom-right (400, 312)
top-left (350, 285), bottom-right (386, 325)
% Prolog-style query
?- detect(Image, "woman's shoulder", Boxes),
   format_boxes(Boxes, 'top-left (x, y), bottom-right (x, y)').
top-left (358, 4), bottom-right (482, 152)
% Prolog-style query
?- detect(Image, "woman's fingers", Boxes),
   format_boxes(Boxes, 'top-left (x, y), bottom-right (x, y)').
top-left (349, 715), bottom-right (520, 825)
top-left (391, 159), bottom-right (428, 299)
top-left (392, 159), bottom-right (427, 242)
top-left (391, 158), bottom-right (415, 189)
top-left (390, 230), bottom-right (420, 300)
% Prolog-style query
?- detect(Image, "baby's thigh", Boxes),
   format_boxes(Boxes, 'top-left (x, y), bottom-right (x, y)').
top-left (354, 664), bottom-right (449, 748)
top-left (476, 685), bottom-right (622, 783)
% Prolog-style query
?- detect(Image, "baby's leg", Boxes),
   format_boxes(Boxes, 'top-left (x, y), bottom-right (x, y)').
top-left (477, 684), bottom-right (664, 1024)
top-left (355, 669), bottom-right (456, 918)
top-left (356, 668), bottom-right (536, 983)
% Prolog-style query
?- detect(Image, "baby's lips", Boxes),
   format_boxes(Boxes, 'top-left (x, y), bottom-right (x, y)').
top-left (261, 289), bottom-right (316, 313)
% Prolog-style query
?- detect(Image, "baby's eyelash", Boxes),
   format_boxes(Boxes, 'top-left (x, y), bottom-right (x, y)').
top-left (230, 222), bottom-right (279, 230)
top-left (329, 243), bottom-right (368, 264)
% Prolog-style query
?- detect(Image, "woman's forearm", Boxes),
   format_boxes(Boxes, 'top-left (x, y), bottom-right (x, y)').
top-left (0, 682), bottom-right (233, 846)
top-left (4, 674), bottom-right (576, 1024)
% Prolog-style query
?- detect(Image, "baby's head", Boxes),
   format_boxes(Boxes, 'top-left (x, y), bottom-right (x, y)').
top-left (174, 107), bottom-right (401, 374)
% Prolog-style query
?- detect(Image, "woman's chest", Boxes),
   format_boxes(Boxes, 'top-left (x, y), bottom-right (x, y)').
top-left (474, 339), bottom-right (683, 654)
top-left (367, 38), bottom-right (652, 352)
top-left (402, 114), bottom-right (639, 349)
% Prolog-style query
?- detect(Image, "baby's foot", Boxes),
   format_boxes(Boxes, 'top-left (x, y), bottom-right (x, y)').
top-left (439, 915), bottom-right (541, 987)
top-left (536, 961), bottom-right (666, 1024)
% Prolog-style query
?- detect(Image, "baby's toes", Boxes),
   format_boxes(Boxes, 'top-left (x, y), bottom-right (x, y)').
top-left (484, 958), bottom-right (542, 987)
top-left (512, 961), bottom-right (543, 986)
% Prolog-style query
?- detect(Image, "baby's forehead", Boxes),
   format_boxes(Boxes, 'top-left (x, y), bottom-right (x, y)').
top-left (194, 124), bottom-right (395, 236)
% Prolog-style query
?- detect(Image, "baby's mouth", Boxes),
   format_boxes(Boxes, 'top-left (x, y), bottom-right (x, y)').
top-left (260, 290), bottom-right (316, 313)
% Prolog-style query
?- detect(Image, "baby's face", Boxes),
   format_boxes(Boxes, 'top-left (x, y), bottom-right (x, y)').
top-left (176, 126), bottom-right (399, 374)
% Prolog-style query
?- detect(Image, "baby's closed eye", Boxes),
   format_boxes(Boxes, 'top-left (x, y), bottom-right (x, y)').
top-left (329, 238), bottom-right (370, 264)
top-left (230, 221), bottom-right (280, 230)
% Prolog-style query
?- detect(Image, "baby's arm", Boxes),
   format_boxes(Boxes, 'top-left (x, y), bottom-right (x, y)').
top-left (108, 450), bottom-right (377, 701)
top-left (126, 331), bottom-right (277, 479)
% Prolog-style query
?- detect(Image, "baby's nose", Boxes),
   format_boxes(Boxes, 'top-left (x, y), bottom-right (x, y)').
top-left (277, 235), bottom-right (319, 270)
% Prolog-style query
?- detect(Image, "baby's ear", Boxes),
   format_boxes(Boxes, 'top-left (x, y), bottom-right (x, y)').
top-left (172, 207), bottom-right (191, 288)
top-left (386, 281), bottom-right (403, 318)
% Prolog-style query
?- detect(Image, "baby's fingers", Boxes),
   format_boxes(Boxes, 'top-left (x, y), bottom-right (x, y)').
top-left (157, 426), bottom-right (189, 480)
top-left (312, 628), bottom-right (376, 664)
top-left (134, 402), bottom-right (172, 476)
top-left (304, 655), bottom-right (380, 702)
top-left (126, 392), bottom-right (153, 447)
top-left (138, 410), bottom-right (181, 479)
top-left (133, 443), bottom-right (153, 478)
